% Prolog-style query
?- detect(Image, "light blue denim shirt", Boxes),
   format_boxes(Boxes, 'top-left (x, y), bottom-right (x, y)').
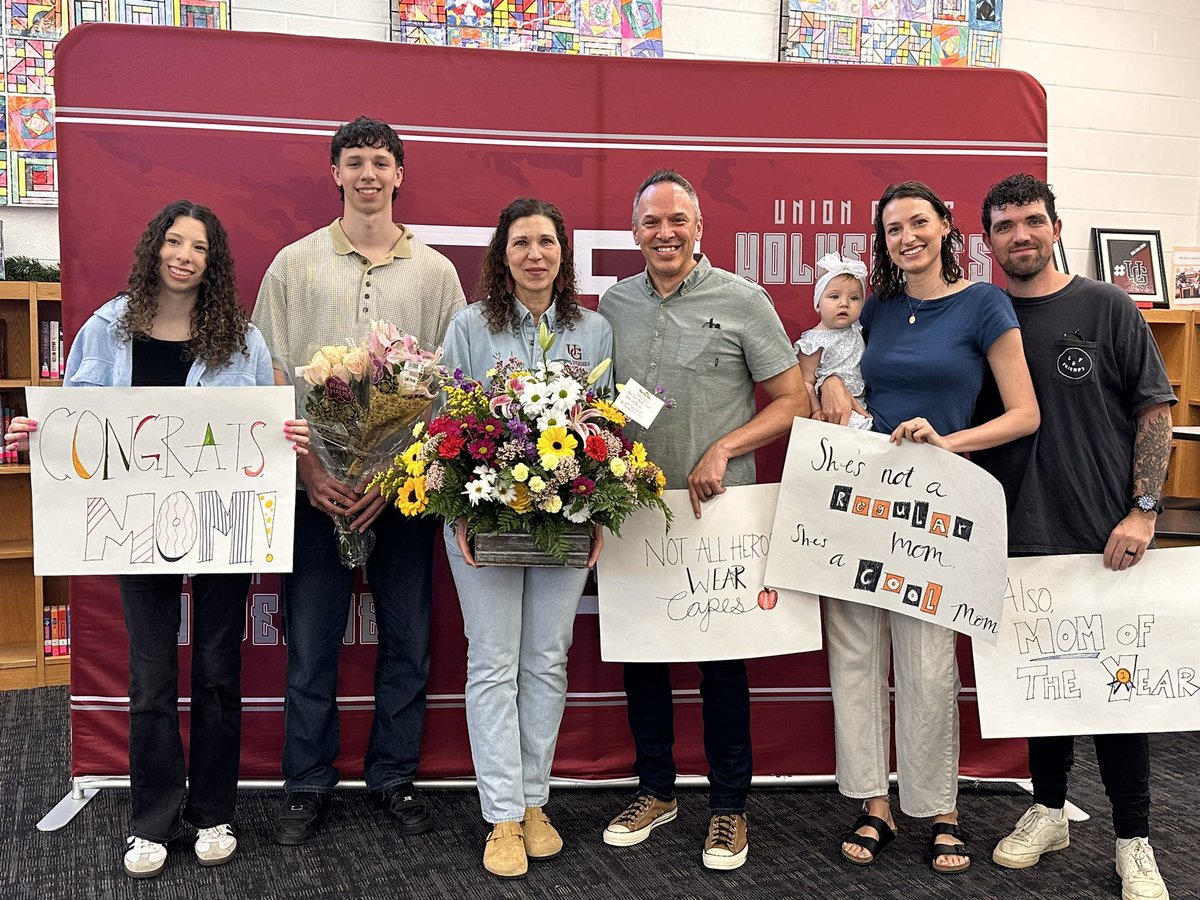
top-left (64, 294), bottom-right (275, 387)
top-left (441, 296), bottom-right (615, 392)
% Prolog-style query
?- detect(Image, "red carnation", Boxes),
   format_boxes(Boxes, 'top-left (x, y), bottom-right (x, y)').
top-left (438, 433), bottom-right (466, 459)
top-left (584, 434), bottom-right (608, 462)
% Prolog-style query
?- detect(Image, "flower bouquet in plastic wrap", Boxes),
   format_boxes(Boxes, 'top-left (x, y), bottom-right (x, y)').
top-left (371, 323), bottom-right (671, 566)
top-left (296, 320), bottom-right (444, 567)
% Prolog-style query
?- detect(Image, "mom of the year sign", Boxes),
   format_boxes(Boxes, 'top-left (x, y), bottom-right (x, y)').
top-left (973, 550), bottom-right (1200, 739)
top-left (764, 419), bottom-right (1008, 643)
top-left (25, 386), bottom-right (297, 575)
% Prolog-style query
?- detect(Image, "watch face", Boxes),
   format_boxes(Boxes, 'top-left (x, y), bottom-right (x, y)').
top-left (1135, 495), bottom-right (1155, 512)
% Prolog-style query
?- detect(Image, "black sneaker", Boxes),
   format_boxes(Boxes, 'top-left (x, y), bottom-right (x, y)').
top-left (272, 791), bottom-right (330, 846)
top-left (371, 784), bottom-right (435, 835)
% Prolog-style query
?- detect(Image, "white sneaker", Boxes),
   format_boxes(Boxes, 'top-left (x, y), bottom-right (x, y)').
top-left (123, 836), bottom-right (167, 878)
top-left (1116, 837), bottom-right (1169, 900)
top-left (195, 823), bottom-right (238, 866)
top-left (992, 804), bottom-right (1070, 869)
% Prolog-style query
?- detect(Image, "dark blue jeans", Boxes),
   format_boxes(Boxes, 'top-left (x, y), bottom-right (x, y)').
top-left (622, 660), bottom-right (752, 813)
top-left (119, 572), bottom-right (249, 843)
top-left (282, 496), bottom-right (436, 793)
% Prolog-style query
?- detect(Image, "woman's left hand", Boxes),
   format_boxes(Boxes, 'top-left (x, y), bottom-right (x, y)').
top-left (890, 417), bottom-right (949, 449)
top-left (587, 525), bottom-right (605, 568)
top-left (284, 419), bottom-right (310, 455)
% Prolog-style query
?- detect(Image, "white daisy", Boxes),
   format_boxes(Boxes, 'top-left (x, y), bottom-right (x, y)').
top-left (462, 478), bottom-right (494, 506)
top-left (563, 504), bottom-right (592, 523)
top-left (546, 377), bottom-right (581, 407)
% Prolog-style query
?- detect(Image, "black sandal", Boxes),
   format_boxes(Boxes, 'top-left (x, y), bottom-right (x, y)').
top-left (840, 812), bottom-right (896, 866)
top-left (929, 821), bottom-right (971, 874)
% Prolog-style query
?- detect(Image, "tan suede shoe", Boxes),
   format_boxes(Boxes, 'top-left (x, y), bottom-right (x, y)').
top-left (483, 820), bottom-right (527, 879)
top-left (523, 807), bottom-right (563, 860)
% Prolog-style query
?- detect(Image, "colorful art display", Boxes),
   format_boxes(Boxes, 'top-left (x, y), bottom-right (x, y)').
top-left (392, 0), bottom-right (664, 57)
top-left (0, 0), bottom-right (230, 205)
top-left (783, 0), bottom-right (1001, 67)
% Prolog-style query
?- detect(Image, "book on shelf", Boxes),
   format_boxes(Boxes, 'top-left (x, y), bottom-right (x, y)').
top-left (49, 604), bottom-right (60, 656)
top-left (43, 607), bottom-right (52, 656)
top-left (0, 318), bottom-right (7, 378)
top-left (49, 320), bottom-right (60, 379)
top-left (40, 320), bottom-right (49, 378)
top-left (58, 328), bottom-right (64, 379)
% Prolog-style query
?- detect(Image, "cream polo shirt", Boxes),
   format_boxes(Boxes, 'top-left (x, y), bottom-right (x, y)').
top-left (252, 219), bottom-right (466, 380)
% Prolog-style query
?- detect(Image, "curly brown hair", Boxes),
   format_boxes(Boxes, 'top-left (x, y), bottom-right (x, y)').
top-left (119, 200), bottom-right (249, 369)
top-left (474, 198), bottom-right (582, 334)
top-left (869, 181), bottom-right (964, 301)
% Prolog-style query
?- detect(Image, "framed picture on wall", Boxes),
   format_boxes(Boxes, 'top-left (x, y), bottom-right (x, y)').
top-left (1173, 247), bottom-right (1200, 305)
top-left (1092, 228), bottom-right (1170, 308)
top-left (1052, 238), bottom-right (1069, 274)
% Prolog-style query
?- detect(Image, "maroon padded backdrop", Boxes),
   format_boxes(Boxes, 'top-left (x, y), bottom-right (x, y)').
top-left (55, 24), bottom-right (1047, 782)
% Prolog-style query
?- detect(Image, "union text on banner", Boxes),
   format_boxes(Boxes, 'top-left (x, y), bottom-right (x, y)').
top-left (597, 484), bottom-right (822, 662)
top-left (973, 550), bottom-right (1200, 739)
top-left (25, 386), bottom-right (297, 575)
top-left (763, 418), bottom-right (1007, 644)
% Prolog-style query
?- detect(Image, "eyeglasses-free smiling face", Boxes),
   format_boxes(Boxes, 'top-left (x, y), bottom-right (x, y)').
top-left (881, 196), bottom-right (951, 278)
top-left (157, 215), bottom-right (208, 298)
top-left (986, 199), bottom-right (1061, 280)
top-left (332, 145), bottom-right (403, 213)
top-left (633, 181), bottom-right (703, 290)
top-left (505, 215), bottom-right (562, 302)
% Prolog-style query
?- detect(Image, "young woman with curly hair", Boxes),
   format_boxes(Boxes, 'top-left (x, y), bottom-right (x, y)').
top-left (819, 181), bottom-right (1039, 875)
top-left (5, 199), bottom-right (309, 879)
top-left (439, 197), bottom-right (612, 879)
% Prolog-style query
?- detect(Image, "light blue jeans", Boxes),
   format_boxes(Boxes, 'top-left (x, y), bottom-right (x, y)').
top-left (444, 525), bottom-right (589, 823)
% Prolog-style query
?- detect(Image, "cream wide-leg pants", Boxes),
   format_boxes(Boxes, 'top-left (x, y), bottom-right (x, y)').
top-left (823, 596), bottom-right (960, 817)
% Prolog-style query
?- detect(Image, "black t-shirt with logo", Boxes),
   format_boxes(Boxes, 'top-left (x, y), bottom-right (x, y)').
top-left (973, 276), bottom-right (1176, 554)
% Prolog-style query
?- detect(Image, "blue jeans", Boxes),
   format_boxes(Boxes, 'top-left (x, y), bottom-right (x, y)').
top-left (622, 660), bottom-right (752, 813)
top-left (281, 496), bottom-right (436, 792)
top-left (445, 524), bottom-right (588, 823)
top-left (119, 572), bottom-right (249, 843)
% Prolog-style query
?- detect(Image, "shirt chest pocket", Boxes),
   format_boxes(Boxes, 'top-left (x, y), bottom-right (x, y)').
top-left (676, 330), bottom-right (719, 374)
top-left (1052, 338), bottom-right (1099, 386)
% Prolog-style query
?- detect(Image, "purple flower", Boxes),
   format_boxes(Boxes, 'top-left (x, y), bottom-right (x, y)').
top-left (324, 375), bottom-right (354, 404)
top-left (450, 366), bottom-right (470, 388)
top-left (507, 417), bottom-right (531, 439)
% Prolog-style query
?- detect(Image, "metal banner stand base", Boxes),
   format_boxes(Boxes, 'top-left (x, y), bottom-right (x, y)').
top-left (37, 773), bottom-right (1026, 832)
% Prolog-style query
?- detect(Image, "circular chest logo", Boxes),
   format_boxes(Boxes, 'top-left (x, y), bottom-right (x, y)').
top-left (1057, 347), bottom-right (1093, 380)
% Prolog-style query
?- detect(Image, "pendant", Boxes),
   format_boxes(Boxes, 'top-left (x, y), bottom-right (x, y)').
top-left (908, 314), bottom-right (916, 325)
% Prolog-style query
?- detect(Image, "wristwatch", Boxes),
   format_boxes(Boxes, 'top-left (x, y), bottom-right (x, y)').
top-left (1131, 494), bottom-right (1164, 515)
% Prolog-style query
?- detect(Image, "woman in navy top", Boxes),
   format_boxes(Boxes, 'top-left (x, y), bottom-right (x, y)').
top-left (6, 201), bottom-right (308, 879)
top-left (821, 182), bottom-right (1039, 874)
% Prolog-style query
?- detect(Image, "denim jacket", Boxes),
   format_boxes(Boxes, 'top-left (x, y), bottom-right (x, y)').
top-left (64, 294), bottom-right (275, 387)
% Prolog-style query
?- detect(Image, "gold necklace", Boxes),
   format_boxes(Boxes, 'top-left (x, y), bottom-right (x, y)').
top-left (906, 295), bottom-right (926, 325)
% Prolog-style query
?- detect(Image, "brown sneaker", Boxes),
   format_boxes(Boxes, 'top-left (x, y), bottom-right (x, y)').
top-left (703, 813), bottom-right (748, 871)
top-left (483, 821), bottom-right (527, 879)
top-left (602, 794), bottom-right (678, 847)
top-left (522, 806), bottom-right (563, 860)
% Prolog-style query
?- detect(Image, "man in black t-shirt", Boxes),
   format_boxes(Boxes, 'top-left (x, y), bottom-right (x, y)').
top-left (975, 174), bottom-right (1174, 900)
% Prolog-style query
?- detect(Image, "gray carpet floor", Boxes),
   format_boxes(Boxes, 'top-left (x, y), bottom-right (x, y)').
top-left (1, 687), bottom-right (1196, 900)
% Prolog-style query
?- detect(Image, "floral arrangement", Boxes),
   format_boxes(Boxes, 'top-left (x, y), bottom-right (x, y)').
top-left (297, 319), bottom-right (445, 567)
top-left (372, 324), bottom-right (672, 563)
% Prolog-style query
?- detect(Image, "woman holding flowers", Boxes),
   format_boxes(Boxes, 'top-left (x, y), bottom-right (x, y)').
top-left (439, 198), bottom-right (614, 879)
top-left (5, 200), bottom-right (308, 879)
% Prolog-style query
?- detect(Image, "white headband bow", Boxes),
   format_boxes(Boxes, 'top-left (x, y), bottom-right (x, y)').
top-left (813, 252), bottom-right (868, 311)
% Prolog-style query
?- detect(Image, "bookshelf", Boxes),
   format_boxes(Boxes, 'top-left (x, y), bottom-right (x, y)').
top-left (1142, 309), bottom-right (1199, 499)
top-left (0, 281), bottom-right (68, 690)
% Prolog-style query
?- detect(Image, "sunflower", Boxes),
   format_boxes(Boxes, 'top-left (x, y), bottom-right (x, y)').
top-left (397, 476), bottom-right (428, 515)
top-left (401, 441), bottom-right (426, 477)
top-left (630, 441), bottom-right (648, 470)
top-left (537, 426), bottom-right (578, 459)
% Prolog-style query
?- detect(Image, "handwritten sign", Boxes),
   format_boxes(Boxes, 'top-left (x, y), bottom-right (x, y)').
top-left (973, 550), bottom-right (1200, 738)
top-left (25, 386), bottom-right (297, 575)
top-left (763, 419), bottom-right (1007, 644)
top-left (596, 484), bottom-right (822, 662)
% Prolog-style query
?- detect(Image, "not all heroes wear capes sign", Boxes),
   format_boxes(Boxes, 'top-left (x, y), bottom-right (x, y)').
top-left (763, 419), bottom-right (1007, 644)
